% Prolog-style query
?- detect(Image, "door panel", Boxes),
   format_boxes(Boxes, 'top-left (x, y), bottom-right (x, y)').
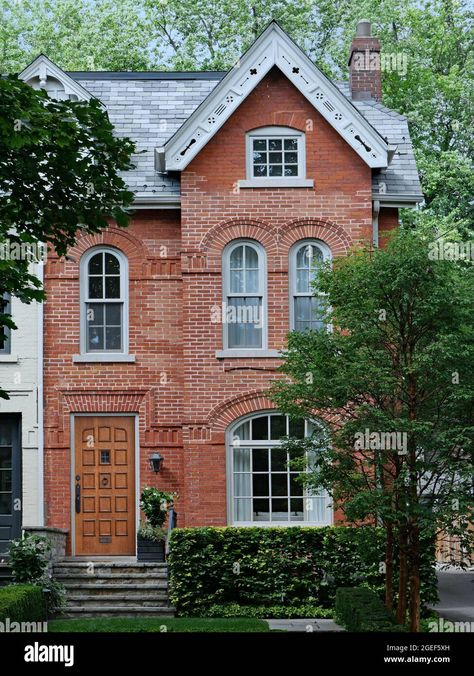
top-left (0, 415), bottom-right (21, 555)
top-left (74, 416), bottom-right (135, 556)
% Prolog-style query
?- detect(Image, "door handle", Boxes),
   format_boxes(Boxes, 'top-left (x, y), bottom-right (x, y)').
top-left (75, 482), bottom-right (81, 513)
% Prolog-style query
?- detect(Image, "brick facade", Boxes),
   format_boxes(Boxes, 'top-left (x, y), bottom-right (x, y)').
top-left (43, 67), bottom-right (398, 548)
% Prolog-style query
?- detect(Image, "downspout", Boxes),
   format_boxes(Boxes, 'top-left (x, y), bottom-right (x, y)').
top-left (372, 199), bottom-right (380, 248)
top-left (37, 260), bottom-right (44, 526)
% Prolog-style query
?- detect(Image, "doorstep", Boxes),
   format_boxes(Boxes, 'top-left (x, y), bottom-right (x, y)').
top-left (266, 619), bottom-right (345, 632)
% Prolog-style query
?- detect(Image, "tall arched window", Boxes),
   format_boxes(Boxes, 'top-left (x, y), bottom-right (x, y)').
top-left (223, 240), bottom-right (266, 349)
top-left (80, 247), bottom-right (128, 355)
top-left (228, 412), bottom-right (332, 525)
top-left (290, 240), bottom-right (331, 331)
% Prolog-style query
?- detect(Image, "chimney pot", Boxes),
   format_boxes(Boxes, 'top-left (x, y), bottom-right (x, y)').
top-left (356, 20), bottom-right (372, 37)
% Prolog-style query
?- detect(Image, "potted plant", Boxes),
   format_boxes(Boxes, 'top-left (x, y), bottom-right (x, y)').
top-left (137, 488), bottom-right (176, 562)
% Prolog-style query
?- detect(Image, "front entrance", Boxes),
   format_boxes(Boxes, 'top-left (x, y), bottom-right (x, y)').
top-left (0, 415), bottom-right (21, 556)
top-left (74, 416), bottom-right (136, 556)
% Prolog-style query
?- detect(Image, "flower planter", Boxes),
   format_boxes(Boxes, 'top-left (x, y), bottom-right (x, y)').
top-left (137, 536), bottom-right (166, 562)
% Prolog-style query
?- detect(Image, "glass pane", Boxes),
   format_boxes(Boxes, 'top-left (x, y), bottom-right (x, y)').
top-left (253, 498), bottom-right (270, 521)
top-left (269, 165), bottom-right (283, 176)
top-left (295, 297), bottom-right (311, 323)
top-left (285, 165), bottom-right (298, 176)
top-left (252, 474), bottom-right (269, 497)
top-left (253, 151), bottom-right (267, 164)
top-left (0, 424), bottom-right (12, 447)
top-left (284, 152), bottom-right (298, 164)
top-left (310, 297), bottom-right (326, 328)
top-left (233, 446), bottom-right (250, 472)
top-left (270, 415), bottom-right (287, 440)
top-left (234, 498), bottom-right (251, 521)
top-left (271, 498), bottom-right (288, 521)
top-left (88, 326), bottom-right (104, 351)
top-left (88, 276), bottom-right (103, 299)
top-left (252, 447), bottom-right (268, 472)
top-left (0, 493), bottom-right (11, 515)
top-left (271, 447), bottom-right (287, 471)
top-left (245, 245), bottom-right (258, 269)
top-left (252, 416), bottom-right (268, 440)
top-left (296, 269), bottom-right (310, 293)
top-left (106, 303), bottom-right (121, 326)
top-left (306, 497), bottom-right (327, 522)
top-left (245, 269), bottom-right (258, 293)
top-left (269, 152), bottom-right (282, 163)
top-left (289, 419), bottom-right (305, 438)
top-left (253, 139), bottom-right (266, 151)
top-left (105, 253), bottom-right (120, 274)
top-left (230, 245), bottom-right (244, 269)
top-left (0, 470), bottom-right (12, 492)
top-left (232, 421), bottom-right (250, 442)
top-left (253, 164), bottom-right (267, 177)
top-left (88, 253), bottom-right (103, 274)
top-left (284, 138), bottom-right (298, 150)
top-left (0, 447), bottom-right (11, 468)
top-left (271, 474), bottom-right (287, 496)
top-left (268, 139), bottom-right (282, 151)
top-left (100, 450), bottom-right (110, 464)
top-left (227, 298), bottom-right (262, 348)
top-left (87, 303), bottom-right (104, 326)
top-left (290, 498), bottom-right (304, 520)
top-left (105, 276), bottom-right (120, 299)
top-left (230, 270), bottom-right (243, 293)
top-left (234, 473), bottom-right (251, 497)
top-left (296, 245), bottom-right (309, 268)
top-left (290, 474), bottom-right (303, 496)
top-left (105, 327), bottom-right (121, 350)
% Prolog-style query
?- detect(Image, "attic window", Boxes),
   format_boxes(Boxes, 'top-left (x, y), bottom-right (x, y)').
top-left (240, 126), bottom-right (313, 188)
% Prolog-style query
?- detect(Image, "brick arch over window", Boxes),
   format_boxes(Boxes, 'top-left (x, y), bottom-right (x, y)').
top-left (200, 218), bottom-right (278, 270)
top-left (67, 228), bottom-right (146, 277)
top-left (278, 218), bottom-right (352, 257)
top-left (242, 112), bottom-right (309, 134)
top-left (207, 390), bottom-right (277, 433)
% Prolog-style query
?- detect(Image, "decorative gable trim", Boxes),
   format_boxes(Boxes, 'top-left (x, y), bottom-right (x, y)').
top-left (19, 55), bottom-right (94, 102)
top-left (163, 22), bottom-right (389, 171)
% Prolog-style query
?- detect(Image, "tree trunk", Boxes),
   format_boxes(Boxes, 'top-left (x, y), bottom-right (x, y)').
top-left (408, 525), bottom-right (421, 632)
top-left (385, 522), bottom-right (394, 610)
top-left (396, 526), bottom-right (409, 625)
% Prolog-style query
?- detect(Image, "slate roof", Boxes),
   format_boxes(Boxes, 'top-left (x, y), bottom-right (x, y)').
top-left (70, 72), bottom-right (422, 203)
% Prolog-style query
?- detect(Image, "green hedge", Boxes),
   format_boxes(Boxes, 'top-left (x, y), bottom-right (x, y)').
top-left (205, 603), bottom-right (334, 619)
top-left (0, 584), bottom-right (47, 623)
top-left (335, 587), bottom-right (407, 632)
top-left (168, 526), bottom-right (437, 616)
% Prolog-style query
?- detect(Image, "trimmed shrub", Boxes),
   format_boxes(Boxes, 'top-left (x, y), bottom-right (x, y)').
top-left (335, 587), bottom-right (407, 632)
top-left (168, 526), bottom-right (437, 616)
top-left (205, 603), bottom-right (334, 619)
top-left (0, 584), bottom-right (47, 623)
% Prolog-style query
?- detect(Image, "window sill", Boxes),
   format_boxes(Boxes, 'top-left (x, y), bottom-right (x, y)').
top-left (0, 354), bottom-right (18, 363)
top-left (73, 354), bottom-right (136, 363)
top-left (216, 349), bottom-right (281, 359)
top-left (238, 178), bottom-right (314, 189)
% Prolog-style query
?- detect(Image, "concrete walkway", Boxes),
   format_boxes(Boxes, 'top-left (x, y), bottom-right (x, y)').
top-left (266, 618), bottom-right (344, 632)
top-left (434, 569), bottom-right (474, 622)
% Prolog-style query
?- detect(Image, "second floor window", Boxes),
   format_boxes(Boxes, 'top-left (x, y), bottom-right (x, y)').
top-left (247, 127), bottom-right (305, 180)
top-left (290, 240), bottom-right (330, 332)
top-left (81, 248), bottom-right (127, 354)
top-left (0, 294), bottom-right (11, 354)
top-left (223, 240), bottom-right (265, 349)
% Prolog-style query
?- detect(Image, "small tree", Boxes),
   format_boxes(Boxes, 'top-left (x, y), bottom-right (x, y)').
top-left (271, 229), bottom-right (474, 631)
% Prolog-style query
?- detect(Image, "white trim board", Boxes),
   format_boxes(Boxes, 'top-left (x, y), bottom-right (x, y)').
top-left (163, 22), bottom-right (389, 171)
top-left (19, 54), bottom-right (94, 102)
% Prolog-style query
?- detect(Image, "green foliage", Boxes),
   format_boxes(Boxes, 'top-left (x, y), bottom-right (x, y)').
top-left (9, 533), bottom-right (50, 583)
top-left (335, 587), bottom-right (407, 632)
top-left (137, 521), bottom-right (166, 542)
top-left (48, 617), bottom-right (270, 633)
top-left (205, 603), bottom-right (334, 619)
top-left (0, 584), bottom-right (47, 623)
top-left (140, 488), bottom-right (176, 528)
top-left (168, 526), bottom-right (437, 616)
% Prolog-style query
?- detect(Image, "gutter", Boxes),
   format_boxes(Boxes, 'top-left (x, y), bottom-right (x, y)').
top-left (372, 199), bottom-right (380, 248)
top-left (37, 261), bottom-right (44, 527)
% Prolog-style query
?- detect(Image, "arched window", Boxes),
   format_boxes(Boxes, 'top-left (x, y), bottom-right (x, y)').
top-left (228, 412), bottom-right (332, 525)
top-left (223, 240), bottom-right (266, 350)
top-left (80, 248), bottom-right (128, 355)
top-left (290, 240), bottom-right (331, 331)
top-left (0, 294), bottom-right (11, 355)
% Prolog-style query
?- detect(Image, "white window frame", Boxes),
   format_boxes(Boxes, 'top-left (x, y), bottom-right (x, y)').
top-left (76, 246), bottom-right (133, 362)
top-left (226, 411), bottom-right (333, 526)
top-left (221, 239), bottom-right (268, 354)
top-left (239, 126), bottom-right (313, 189)
top-left (0, 293), bottom-right (11, 355)
top-left (289, 239), bottom-right (331, 332)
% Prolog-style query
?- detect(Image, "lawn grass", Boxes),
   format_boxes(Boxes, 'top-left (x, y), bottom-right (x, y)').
top-left (48, 617), bottom-right (272, 633)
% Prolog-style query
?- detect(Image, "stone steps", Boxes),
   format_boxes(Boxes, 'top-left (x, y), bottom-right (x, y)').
top-left (53, 560), bottom-right (174, 618)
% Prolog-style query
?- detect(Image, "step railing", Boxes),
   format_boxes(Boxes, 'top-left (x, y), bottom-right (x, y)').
top-left (165, 506), bottom-right (177, 557)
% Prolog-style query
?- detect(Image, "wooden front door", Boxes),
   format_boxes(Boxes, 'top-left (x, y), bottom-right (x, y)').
top-left (74, 416), bottom-right (135, 556)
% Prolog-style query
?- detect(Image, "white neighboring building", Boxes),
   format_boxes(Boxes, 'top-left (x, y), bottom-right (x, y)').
top-left (0, 264), bottom-right (43, 555)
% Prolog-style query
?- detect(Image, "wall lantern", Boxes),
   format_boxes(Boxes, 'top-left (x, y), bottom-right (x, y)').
top-left (149, 452), bottom-right (164, 473)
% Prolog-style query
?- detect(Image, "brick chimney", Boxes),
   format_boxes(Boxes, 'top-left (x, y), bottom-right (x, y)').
top-left (348, 20), bottom-right (382, 101)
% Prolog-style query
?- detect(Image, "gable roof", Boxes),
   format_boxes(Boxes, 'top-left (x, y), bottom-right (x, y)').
top-left (163, 22), bottom-right (390, 171)
top-left (19, 54), bottom-right (95, 102)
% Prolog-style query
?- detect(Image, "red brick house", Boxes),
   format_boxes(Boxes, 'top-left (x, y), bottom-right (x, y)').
top-left (20, 21), bottom-right (422, 557)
